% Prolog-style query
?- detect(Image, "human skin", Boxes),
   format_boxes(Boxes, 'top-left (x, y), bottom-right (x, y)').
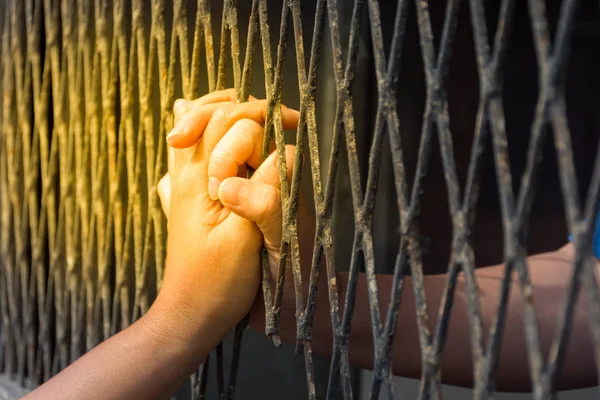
top-left (22, 91), bottom-right (300, 400)
top-left (23, 89), bottom-right (599, 399)
top-left (162, 90), bottom-right (599, 392)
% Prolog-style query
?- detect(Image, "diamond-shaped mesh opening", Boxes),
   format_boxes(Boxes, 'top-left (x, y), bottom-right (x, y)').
top-left (1, 0), bottom-right (600, 399)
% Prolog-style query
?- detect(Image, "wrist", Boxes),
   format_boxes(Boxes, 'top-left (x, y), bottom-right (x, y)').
top-left (145, 285), bottom-right (229, 357)
top-left (157, 241), bottom-right (259, 347)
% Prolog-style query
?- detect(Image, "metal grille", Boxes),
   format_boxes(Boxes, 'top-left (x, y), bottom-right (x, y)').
top-left (0, 0), bottom-right (599, 399)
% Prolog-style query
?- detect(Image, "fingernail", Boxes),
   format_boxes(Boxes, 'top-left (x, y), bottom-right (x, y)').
top-left (208, 177), bottom-right (221, 201)
top-left (166, 127), bottom-right (183, 145)
top-left (167, 111), bottom-right (193, 144)
top-left (174, 99), bottom-right (189, 115)
top-left (218, 179), bottom-right (243, 206)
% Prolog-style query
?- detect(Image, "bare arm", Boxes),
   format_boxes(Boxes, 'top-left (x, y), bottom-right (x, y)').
top-left (24, 93), bottom-right (301, 400)
top-left (263, 243), bottom-right (597, 392)
top-left (157, 90), bottom-right (598, 393)
top-left (22, 295), bottom-right (223, 400)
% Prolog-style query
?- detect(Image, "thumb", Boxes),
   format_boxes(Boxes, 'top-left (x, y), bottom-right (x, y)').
top-left (218, 177), bottom-right (282, 252)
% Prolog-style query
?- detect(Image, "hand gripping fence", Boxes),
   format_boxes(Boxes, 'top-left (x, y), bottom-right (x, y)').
top-left (0, 0), bottom-right (599, 399)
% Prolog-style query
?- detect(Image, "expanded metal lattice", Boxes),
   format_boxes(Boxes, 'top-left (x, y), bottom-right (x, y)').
top-left (0, 0), bottom-right (599, 399)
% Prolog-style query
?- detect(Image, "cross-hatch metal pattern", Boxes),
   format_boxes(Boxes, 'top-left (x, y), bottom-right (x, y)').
top-left (0, 0), bottom-right (599, 399)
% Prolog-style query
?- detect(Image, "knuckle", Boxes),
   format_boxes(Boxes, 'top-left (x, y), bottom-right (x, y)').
top-left (234, 118), bottom-right (257, 132)
top-left (258, 186), bottom-right (280, 222)
top-left (225, 88), bottom-right (237, 100)
top-left (234, 119), bottom-right (260, 144)
top-left (173, 98), bottom-right (188, 116)
top-left (212, 105), bottom-right (232, 122)
top-left (210, 150), bottom-right (231, 171)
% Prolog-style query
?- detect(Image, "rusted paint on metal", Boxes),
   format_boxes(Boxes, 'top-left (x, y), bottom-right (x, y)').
top-left (0, 0), bottom-right (597, 399)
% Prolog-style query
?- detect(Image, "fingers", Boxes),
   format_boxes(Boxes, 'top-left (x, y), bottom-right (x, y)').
top-left (171, 100), bottom-right (191, 173)
top-left (169, 98), bottom-right (233, 175)
top-left (171, 89), bottom-right (253, 121)
top-left (251, 145), bottom-right (296, 189)
top-left (207, 118), bottom-right (264, 200)
top-left (168, 90), bottom-right (259, 149)
top-left (228, 101), bottom-right (300, 130)
top-left (167, 89), bottom-right (300, 204)
top-left (186, 88), bottom-right (257, 106)
top-left (218, 178), bottom-right (282, 245)
top-left (169, 100), bottom-right (300, 150)
top-left (199, 102), bottom-right (299, 163)
top-left (173, 99), bottom-right (190, 124)
top-left (158, 173), bottom-right (171, 217)
top-left (217, 145), bottom-right (296, 247)
top-left (167, 102), bottom-right (233, 148)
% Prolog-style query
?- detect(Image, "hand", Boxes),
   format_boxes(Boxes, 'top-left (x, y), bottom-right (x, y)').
top-left (156, 90), bottom-right (305, 343)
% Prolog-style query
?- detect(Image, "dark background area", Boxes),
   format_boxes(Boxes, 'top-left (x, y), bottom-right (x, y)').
top-left (189, 0), bottom-right (600, 398)
top-left (4, 0), bottom-right (596, 398)
top-left (363, 0), bottom-right (600, 275)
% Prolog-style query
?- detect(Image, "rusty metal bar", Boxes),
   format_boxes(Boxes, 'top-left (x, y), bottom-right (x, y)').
top-left (0, 0), bottom-right (598, 399)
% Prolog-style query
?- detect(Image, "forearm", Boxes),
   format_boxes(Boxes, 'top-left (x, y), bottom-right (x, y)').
top-left (278, 244), bottom-right (598, 391)
top-left (23, 293), bottom-right (220, 400)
